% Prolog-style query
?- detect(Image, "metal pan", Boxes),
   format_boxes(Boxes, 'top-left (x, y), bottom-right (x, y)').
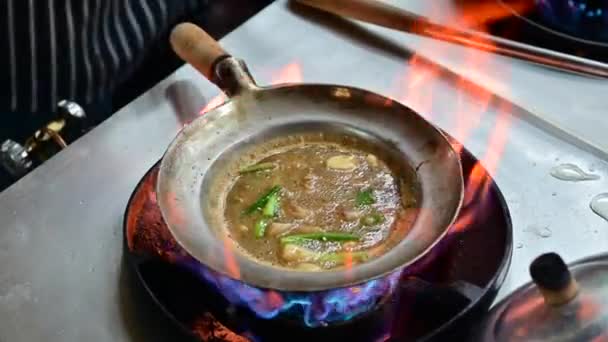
top-left (157, 23), bottom-right (464, 292)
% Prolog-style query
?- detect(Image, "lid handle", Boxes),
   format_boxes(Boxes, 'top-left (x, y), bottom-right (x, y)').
top-left (530, 253), bottom-right (579, 306)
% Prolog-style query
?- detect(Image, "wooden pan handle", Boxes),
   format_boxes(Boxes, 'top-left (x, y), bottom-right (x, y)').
top-left (170, 23), bottom-right (230, 80)
top-left (295, 0), bottom-right (427, 33)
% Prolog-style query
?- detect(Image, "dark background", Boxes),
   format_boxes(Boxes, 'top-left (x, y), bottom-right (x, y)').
top-left (113, 0), bottom-right (274, 112)
top-left (0, 0), bottom-right (274, 192)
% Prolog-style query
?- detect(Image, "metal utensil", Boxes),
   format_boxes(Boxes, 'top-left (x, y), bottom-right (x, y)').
top-left (295, 0), bottom-right (608, 78)
top-left (156, 23), bottom-right (464, 291)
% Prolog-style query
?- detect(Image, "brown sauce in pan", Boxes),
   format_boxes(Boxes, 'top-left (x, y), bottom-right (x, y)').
top-left (219, 137), bottom-right (418, 271)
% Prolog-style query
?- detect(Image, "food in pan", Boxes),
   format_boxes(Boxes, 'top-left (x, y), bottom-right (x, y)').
top-left (217, 134), bottom-right (418, 271)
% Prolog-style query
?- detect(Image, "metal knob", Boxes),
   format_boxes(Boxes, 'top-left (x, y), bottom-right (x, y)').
top-left (530, 252), bottom-right (580, 306)
top-left (0, 100), bottom-right (88, 180)
top-left (57, 100), bottom-right (86, 120)
top-left (0, 140), bottom-right (33, 177)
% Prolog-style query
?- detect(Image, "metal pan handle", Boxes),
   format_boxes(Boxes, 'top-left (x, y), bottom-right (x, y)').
top-left (170, 23), bottom-right (259, 96)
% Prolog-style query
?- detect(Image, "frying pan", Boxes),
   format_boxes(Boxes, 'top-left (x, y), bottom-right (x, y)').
top-left (157, 23), bottom-right (464, 292)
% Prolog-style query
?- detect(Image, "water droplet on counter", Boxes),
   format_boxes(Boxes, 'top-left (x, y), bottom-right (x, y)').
top-left (552, 192), bottom-right (557, 197)
top-left (537, 227), bottom-right (552, 238)
top-left (79, 200), bottom-right (84, 205)
top-left (550, 164), bottom-right (600, 182)
top-left (526, 225), bottom-right (552, 238)
top-left (590, 193), bottom-right (608, 222)
top-left (0, 283), bottom-right (32, 305)
top-left (89, 266), bottom-right (95, 273)
top-left (516, 243), bottom-right (523, 249)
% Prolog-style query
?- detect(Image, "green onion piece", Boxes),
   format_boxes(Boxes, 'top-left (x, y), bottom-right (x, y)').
top-left (254, 218), bottom-right (269, 238)
top-left (281, 232), bottom-right (360, 244)
top-left (262, 191), bottom-right (280, 218)
top-left (244, 185), bottom-right (282, 215)
top-left (239, 162), bottom-right (276, 174)
top-left (356, 189), bottom-right (375, 207)
top-left (318, 252), bottom-right (369, 264)
top-left (362, 212), bottom-right (385, 226)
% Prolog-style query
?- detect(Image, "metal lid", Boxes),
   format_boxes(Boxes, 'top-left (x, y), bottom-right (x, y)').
top-left (477, 253), bottom-right (608, 341)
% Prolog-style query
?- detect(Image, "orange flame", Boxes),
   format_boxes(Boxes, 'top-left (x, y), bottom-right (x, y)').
top-left (454, 0), bottom-right (534, 28)
top-left (270, 62), bottom-right (303, 84)
top-left (197, 62), bottom-right (302, 120)
top-left (199, 93), bottom-right (227, 116)
top-left (344, 252), bottom-right (354, 269)
top-left (265, 290), bottom-right (285, 310)
top-left (212, 0), bottom-right (519, 281)
top-left (214, 61), bottom-right (304, 282)
top-left (222, 237), bottom-right (241, 279)
top-left (579, 294), bottom-right (601, 321)
top-left (397, 2), bottom-right (516, 233)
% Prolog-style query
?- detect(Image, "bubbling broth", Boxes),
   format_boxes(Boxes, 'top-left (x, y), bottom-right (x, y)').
top-left (218, 134), bottom-right (418, 271)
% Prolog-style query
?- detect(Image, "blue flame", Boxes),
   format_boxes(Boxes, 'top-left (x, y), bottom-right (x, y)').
top-left (535, 0), bottom-right (608, 42)
top-left (184, 259), bottom-right (401, 327)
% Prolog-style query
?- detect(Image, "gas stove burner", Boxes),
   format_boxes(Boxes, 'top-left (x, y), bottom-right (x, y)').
top-left (487, 0), bottom-right (608, 63)
top-left (498, 0), bottom-right (608, 46)
top-left (123, 137), bottom-right (512, 341)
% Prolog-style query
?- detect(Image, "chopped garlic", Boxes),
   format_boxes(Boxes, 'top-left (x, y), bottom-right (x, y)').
top-left (286, 202), bottom-right (310, 219)
top-left (268, 222), bottom-right (294, 236)
top-left (303, 173), bottom-right (316, 191)
top-left (327, 155), bottom-right (357, 170)
top-left (281, 244), bottom-right (318, 263)
top-left (366, 154), bottom-right (379, 167)
top-left (298, 225), bottom-right (323, 233)
top-left (343, 209), bottom-right (363, 221)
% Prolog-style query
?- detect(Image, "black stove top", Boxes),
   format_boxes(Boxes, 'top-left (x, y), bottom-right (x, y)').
top-left (486, 1), bottom-right (608, 64)
top-left (123, 137), bottom-right (513, 342)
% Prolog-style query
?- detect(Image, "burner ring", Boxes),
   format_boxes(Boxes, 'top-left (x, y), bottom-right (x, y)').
top-left (123, 136), bottom-right (513, 341)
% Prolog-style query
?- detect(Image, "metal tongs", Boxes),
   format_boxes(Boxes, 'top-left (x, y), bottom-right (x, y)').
top-left (295, 0), bottom-right (608, 78)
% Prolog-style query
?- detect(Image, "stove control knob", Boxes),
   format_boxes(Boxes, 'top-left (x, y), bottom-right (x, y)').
top-left (57, 100), bottom-right (86, 120)
top-left (56, 100), bottom-right (88, 139)
top-left (0, 140), bottom-right (33, 177)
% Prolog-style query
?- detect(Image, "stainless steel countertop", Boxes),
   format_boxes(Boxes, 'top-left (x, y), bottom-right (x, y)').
top-left (394, 1), bottom-right (608, 158)
top-left (1, 1), bottom-right (607, 341)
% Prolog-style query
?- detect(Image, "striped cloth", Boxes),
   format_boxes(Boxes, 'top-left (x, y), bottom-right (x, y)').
top-left (0, 0), bottom-right (203, 114)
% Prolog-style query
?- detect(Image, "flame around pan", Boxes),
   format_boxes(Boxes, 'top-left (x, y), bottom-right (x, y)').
top-left (186, 3), bottom-right (514, 319)
top-left (184, 258), bottom-right (401, 328)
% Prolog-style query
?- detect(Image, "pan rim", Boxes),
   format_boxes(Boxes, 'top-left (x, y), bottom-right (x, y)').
top-left (157, 83), bottom-right (464, 291)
